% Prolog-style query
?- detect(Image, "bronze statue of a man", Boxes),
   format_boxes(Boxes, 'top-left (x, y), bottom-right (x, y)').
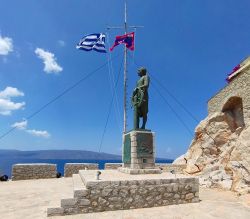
top-left (131, 67), bottom-right (150, 130)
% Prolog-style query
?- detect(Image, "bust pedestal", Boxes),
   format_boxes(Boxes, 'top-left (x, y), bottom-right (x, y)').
top-left (118, 129), bottom-right (161, 174)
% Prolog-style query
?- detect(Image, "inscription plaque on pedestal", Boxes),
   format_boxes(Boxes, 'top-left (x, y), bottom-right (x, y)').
top-left (136, 133), bottom-right (153, 158)
top-left (123, 134), bottom-right (131, 164)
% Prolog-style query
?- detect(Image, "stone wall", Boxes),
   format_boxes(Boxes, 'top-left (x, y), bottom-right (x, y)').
top-left (47, 172), bottom-right (199, 216)
top-left (104, 163), bottom-right (122, 170)
top-left (156, 164), bottom-right (187, 174)
top-left (64, 163), bottom-right (99, 177)
top-left (73, 178), bottom-right (199, 214)
top-left (12, 164), bottom-right (57, 181)
top-left (208, 67), bottom-right (250, 126)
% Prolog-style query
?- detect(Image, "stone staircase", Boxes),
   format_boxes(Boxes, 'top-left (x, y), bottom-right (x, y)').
top-left (47, 173), bottom-right (91, 216)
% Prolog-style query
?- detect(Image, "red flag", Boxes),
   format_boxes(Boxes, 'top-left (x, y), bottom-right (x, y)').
top-left (110, 32), bottom-right (134, 51)
top-left (226, 64), bottom-right (241, 82)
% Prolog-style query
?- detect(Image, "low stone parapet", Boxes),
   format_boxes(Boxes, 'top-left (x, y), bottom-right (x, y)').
top-left (156, 163), bottom-right (187, 174)
top-left (12, 163), bottom-right (57, 181)
top-left (47, 170), bottom-right (199, 216)
top-left (64, 163), bottom-right (99, 177)
top-left (104, 163), bottom-right (122, 170)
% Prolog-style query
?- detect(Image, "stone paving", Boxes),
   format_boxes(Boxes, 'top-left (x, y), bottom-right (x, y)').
top-left (0, 177), bottom-right (249, 219)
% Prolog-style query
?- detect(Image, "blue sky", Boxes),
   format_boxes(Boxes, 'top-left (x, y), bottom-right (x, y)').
top-left (0, 0), bottom-right (250, 159)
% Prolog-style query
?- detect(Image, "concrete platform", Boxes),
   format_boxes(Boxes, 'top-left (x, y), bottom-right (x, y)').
top-left (47, 170), bottom-right (200, 216)
top-left (118, 167), bottom-right (162, 174)
top-left (0, 177), bottom-right (249, 219)
top-left (79, 169), bottom-right (194, 183)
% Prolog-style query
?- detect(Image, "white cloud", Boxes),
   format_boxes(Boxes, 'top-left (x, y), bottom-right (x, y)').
top-left (0, 86), bottom-right (24, 99)
top-left (57, 40), bottom-right (65, 47)
top-left (0, 99), bottom-right (25, 115)
top-left (11, 120), bottom-right (27, 130)
top-left (0, 87), bottom-right (25, 116)
top-left (0, 35), bottom-right (13, 55)
top-left (26, 129), bottom-right (50, 138)
top-left (11, 119), bottom-right (51, 138)
top-left (35, 48), bottom-right (63, 74)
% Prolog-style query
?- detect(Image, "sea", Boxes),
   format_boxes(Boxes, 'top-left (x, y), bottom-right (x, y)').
top-left (0, 159), bottom-right (173, 177)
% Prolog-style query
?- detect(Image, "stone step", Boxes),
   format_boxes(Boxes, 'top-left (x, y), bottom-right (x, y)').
top-left (73, 174), bottom-right (85, 190)
top-left (47, 175), bottom-right (90, 216)
top-left (79, 169), bottom-right (99, 186)
top-left (72, 174), bottom-right (89, 199)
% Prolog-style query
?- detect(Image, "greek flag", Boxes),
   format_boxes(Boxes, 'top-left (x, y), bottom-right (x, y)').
top-left (76, 33), bottom-right (106, 53)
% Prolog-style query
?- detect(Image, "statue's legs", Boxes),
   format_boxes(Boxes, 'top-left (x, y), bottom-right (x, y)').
top-left (134, 108), bottom-right (139, 129)
top-left (141, 114), bottom-right (147, 129)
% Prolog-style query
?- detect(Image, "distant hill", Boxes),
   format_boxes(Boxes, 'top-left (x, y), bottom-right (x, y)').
top-left (0, 149), bottom-right (173, 176)
top-left (0, 149), bottom-right (121, 160)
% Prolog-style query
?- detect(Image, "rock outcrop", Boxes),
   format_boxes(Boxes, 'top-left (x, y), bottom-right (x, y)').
top-left (174, 112), bottom-right (250, 194)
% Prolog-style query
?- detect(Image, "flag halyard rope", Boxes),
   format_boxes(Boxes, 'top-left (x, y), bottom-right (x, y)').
top-left (106, 32), bottom-right (123, 133)
top-left (0, 53), bottom-right (122, 141)
top-left (98, 54), bottom-right (124, 153)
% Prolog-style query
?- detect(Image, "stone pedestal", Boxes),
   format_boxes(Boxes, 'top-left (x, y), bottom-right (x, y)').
top-left (120, 129), bottom-right (161, 174)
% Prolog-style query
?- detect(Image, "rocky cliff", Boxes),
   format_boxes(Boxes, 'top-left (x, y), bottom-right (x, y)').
top-left (174, 112), bottom-right (250, 194)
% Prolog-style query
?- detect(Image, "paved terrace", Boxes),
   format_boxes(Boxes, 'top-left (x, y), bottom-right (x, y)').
top-left (0, 177), bottom-right (249, 219)
top-left (80, 170), bottom-right (192, 182)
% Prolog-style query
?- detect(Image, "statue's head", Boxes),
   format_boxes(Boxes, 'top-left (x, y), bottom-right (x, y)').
top-left (138, 67), bottom-right (147, 76)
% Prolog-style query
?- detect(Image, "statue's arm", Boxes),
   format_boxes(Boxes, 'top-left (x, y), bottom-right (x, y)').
top-left (138, 76), bottom-right (149, 89)
top-left (144, 75), bottom-right (149, 88)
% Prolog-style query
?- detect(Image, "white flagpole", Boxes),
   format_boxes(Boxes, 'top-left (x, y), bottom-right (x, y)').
top-left (123, 0), bottom-right (128, 134)
top-left (106, 1), bottom-right (143, 135)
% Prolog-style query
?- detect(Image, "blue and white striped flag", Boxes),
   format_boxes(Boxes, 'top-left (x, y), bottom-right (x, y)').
top-left (76, 33), bottom-right (106, 53)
